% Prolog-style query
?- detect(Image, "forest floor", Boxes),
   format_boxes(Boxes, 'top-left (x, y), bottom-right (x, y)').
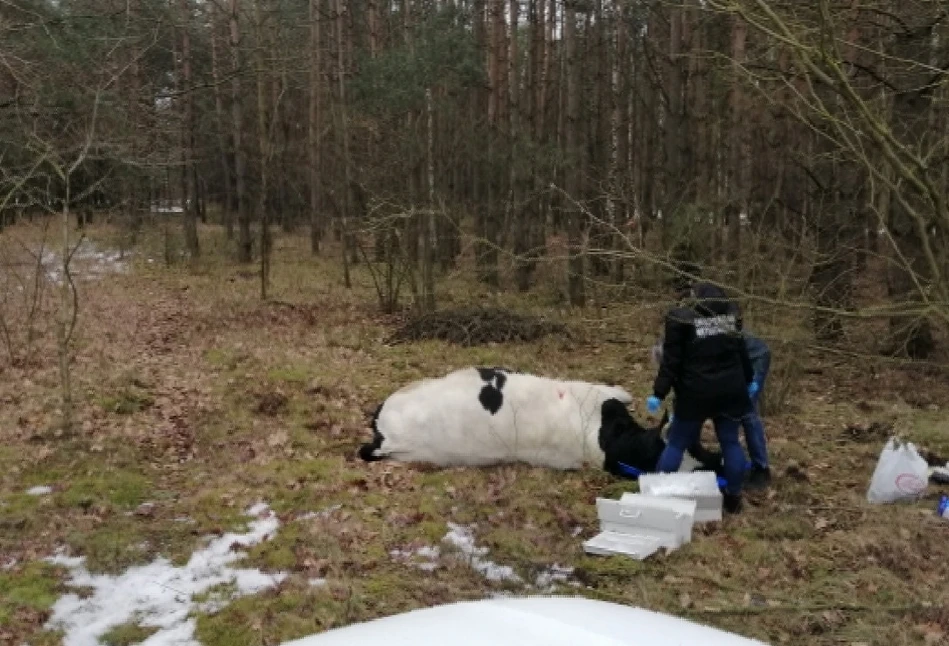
top-left (2, 221), bottom-right (948, 646)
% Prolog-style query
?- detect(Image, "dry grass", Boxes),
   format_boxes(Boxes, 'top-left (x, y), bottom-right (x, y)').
top-left (1, 220), bottom-right (948, 646)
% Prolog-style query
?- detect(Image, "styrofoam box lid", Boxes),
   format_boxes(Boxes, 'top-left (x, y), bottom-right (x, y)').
top-left (583, 531), bottom-right (662, 560)
top-left (638, 471), bottom-right (722, 497)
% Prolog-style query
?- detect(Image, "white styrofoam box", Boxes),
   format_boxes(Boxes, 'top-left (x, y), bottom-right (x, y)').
top-left (638, 471), bottom-right (719, 496)
top-left (582, 531), bottom-right (662, 560)
top-left (615, 493), bottom-right (696, 545)
top-left (595, 497), bottom-right (694, 549)
top-left (636, 472), bottom-right (723, 523)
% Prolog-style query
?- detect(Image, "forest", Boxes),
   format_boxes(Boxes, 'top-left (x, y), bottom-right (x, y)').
top-left (1, 0), bottom-right (948, 645)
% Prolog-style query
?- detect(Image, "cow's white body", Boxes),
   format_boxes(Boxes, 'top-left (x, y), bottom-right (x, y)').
top-left (366, 367), bottom-right (633, 469)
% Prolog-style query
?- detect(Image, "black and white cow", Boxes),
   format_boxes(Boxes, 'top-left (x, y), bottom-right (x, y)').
top-left (358, 366), bottom-right (722, 476)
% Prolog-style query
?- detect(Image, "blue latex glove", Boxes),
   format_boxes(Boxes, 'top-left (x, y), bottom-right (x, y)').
top-left (748, 381), bottom-right (759, 397)
top-left (646, 395), bottom-right (661, 414)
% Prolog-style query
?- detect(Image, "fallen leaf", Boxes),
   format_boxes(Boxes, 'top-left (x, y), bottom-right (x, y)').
top-left (815, 517), bottom-right (829, 530)
top-left (679, 592), bottom-right (693, 609)
top-left (135, 502), bottom-right (156, 518)
top-left (267, 431), bottom-right (289, 448)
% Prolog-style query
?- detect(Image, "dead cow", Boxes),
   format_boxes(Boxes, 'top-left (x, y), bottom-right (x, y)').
top-left (358, 366), bottom-right (722, 476)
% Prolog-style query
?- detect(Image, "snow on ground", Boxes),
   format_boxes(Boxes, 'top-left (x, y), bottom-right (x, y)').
top-left (38, 239), bottom-right (131, 285)
top-left (26, 485), bottom-right (54, 496)
top-left (390, 522), bottom-right (578, 591)
top-left (44, 502), bottom-right (287, 646)
top-left (442, 523), bottom-right (522, 583)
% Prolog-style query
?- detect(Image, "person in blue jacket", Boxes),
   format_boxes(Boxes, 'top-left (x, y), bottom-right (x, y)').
top-left (741, 332), bottom-right (772, 489)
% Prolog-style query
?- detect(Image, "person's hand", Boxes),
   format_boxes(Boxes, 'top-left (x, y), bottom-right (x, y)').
top-left (646, 395), bottom-right (662, 414)
top-left (748, 381), bottom-right (759, 397)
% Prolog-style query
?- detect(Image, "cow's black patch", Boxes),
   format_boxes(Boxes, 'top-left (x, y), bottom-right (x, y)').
top-left (598, 399), bottom-right (723, 477)
top-left (476, 366), bottom-right (508, 415)
top-left (358, 402), bottom-right (387, 461)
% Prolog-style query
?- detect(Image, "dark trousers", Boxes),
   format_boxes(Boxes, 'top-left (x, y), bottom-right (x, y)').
top-left (656, 415), bottom-right (746, 496)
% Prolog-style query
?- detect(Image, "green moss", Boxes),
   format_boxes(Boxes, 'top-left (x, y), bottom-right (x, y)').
top-left (97, 377), bottom-right (154, 415)
top-left (98, 392), bottom-right (153, 415)
top-left (242, 522), bottom-right (303, 571)
top-left (750, 516), bottom-right (813, 541)
top-left (417, 520), bottom-right (448, 543)
top-left (907, 411), bottom-right (949, 454)
top-left (194, 586), bottom-right (340, 646)
top-left (266, 365), bottom-right (310, 384)
top-left (575, 554), bottom-right (647, 582)
top-left (598, 480), bottom-right (639, 500)
top-left (0, 562), bottom-right (62, 618)
top-left (59, 469), bottom-right (150, 510)
top-left (66, 523), bottom-right (152, 574)
top-left (205, 347), bottom-right (248, 369)
top-left (101, 623), bottom-right (159, 646)
top-left (25, 630), bottom-right (65, 646)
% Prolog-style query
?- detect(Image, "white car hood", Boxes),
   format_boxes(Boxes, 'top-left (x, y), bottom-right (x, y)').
top-left (279, 595), bottom-right (769, 646)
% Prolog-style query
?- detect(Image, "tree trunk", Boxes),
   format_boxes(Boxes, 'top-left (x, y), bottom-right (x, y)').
top-left (727, 13), bottom-right (747, 261)
top-left (564, 0), bottom-right (585, 306)
top-left (308, 0), bottom-right (324, 254)
top-left (662, 3), bottom-right (686, 253)
top-left (209, 9), bottom-right (234, 239)
top-left (477, 0), bottom-right (502, 287)
top-left (231, 0), bottom-right (252, 263)
top-left (255, 0), bottom-right (272, 300)
top-left (421, 88), bottom-right (436, 311)
top-left (885, 12), bottom-right (940, 358)
top-left (335, 0), bottom-right (352, 288)
top-left (609, 0), bottom-right (625, 283)
top-left (179, 0), bottom-right (199, 258)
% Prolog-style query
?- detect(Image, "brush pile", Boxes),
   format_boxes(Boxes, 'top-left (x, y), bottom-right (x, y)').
top-left (387, 306), bottom-right (570, 346)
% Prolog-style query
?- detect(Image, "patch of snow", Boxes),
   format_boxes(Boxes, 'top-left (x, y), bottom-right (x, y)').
top-left (47, 547), bottom-right (85, 570)
top-left (308, 578), bottom-right (327, 587)
top-left (390, 526), bottom-right (575, 589)
top-left (389, 545), bottom-right (441, 572)
top-left (533, 564), bottom-right (578, 591)
top-left (26, 485), bottom-right (54, 496)
top-left (442, 523), bottom-right (521, 583)
top-left (2, 557), bottom-right (17, 571)
top-left (38, 239), bottom-right (131, 286)
top-left (44, 502), bottom-right (287, 646)
top-left (296, 504), bottom-right (342, 522)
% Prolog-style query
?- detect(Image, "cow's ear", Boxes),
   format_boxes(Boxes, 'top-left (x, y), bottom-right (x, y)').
top-left (603, 385), bottom-right (633, 404)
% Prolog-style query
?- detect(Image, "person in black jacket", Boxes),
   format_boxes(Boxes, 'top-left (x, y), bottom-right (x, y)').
top-left (646, 282), bottom-right (756, 514)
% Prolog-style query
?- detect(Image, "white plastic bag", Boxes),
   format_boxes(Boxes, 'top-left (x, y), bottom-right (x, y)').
top-left (866, 437), bottom-right (929, 504)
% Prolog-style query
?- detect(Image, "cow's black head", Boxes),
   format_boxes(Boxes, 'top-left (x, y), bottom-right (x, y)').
top-left (598, 398), bottom-right (669, 476)
top-left (358, 403), bottom-right (386, 462)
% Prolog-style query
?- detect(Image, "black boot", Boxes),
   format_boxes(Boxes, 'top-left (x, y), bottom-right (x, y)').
top-left (746, 466), bottom-right (772, 491)
top-left (723, 493), bottom-right (743, 515)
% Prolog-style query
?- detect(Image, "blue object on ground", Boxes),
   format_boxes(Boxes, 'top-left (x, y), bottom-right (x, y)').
top-left (617, 462), bottom-right (643, 479)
